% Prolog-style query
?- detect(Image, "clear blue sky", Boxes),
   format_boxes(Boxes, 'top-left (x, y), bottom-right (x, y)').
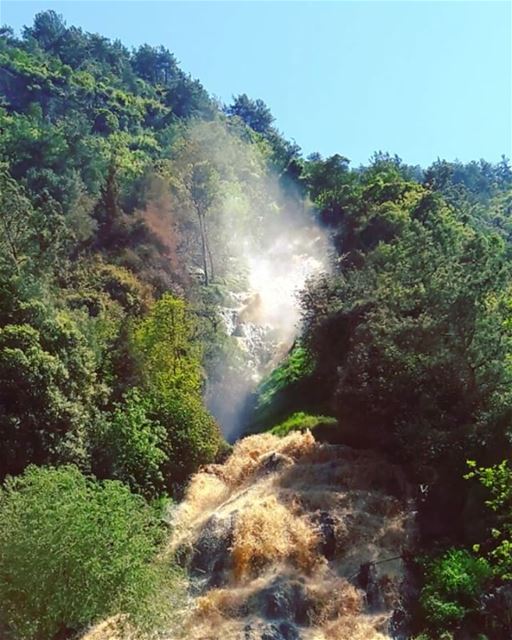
top-left (2, 1), bottom-right (510, 167)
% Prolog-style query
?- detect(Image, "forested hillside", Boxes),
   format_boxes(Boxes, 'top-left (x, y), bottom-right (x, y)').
top-left (0, 11), bottom-right (511, 640)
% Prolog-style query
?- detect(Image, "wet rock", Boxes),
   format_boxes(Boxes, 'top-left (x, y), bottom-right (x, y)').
top-left (311, 511), bottom-right (337, 560)
top-left (243, 621), bottom-right (300, 640)
top-left (247, 577), bottom-right (314, 625)
top-left (173, 542), bottom-right (191, 568)
top-left (387, 555), bottom-right (421, 639)
top-left (356, 562), bottom-right (382, 611)
top-left (384, 467), bottom-right (410, 500)
top-left (265, 622), bottom-right (299, 640)
top-left (233, 323), bottom-right (245, 337)
top-left (258, 452), bottom-right (293, 475)
top-left (190, 513), bottom-right (235, 588)
top-left (388, 607), bottom-right (408, 640)
top-left (480, 581), bottom-right (512, 638)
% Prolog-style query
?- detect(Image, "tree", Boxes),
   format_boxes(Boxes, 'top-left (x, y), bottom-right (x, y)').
top-left (23, 10), bottom-right (67, 53)
top-left (93, 388), bottom-right (168, 498)
top-left (132, 293), bottom-right (202, 393)
top-left (0, 302), bottom-right (100, 478)
top-left (93, 160), bottom-right (128, 250)
top-left (130, 294), bottom-right (223, 487)
top-left (167, 130), bottom-right (222, 286)
top-left (298, 155), bottom-right (512, 486)
top-left (190, 161), bottom-right (219, 285)
top-left (0, 170), bottom-right (36, 273)
top-left (226, 94), bottom-right (275, 135)
top-left (148, 389), bottom-right (222, 486)
top-left (131, 44), bottom-right (178, 85)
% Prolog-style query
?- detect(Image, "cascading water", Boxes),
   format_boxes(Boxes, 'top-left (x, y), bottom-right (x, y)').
top-left (82, 432), bottom-right (415, 640)
top-left (206, 224), bottom-right (330, 441)
top-left (79, 127), bottom-right (416, 640)
top-left (168, 431), bottom-right (415, 640)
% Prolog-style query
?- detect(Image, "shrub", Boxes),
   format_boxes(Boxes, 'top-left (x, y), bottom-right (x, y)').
top-left (420, 548), bottom-right (493, 633)
top-left (0, 465), bottom-right (174, 640)
top-left (269, 411), bottom-right (337, 438)
top-left (97, 262), bottom-right (154, 315)
top-left (95, 387), bottom-right (222, 495)
top-left (132, 293), bottom-right (202, 394)
top-left (150, 390), bottom-right (223, 487)
top-left (94, 388), bottom-right (168, 498)
top-left (466, 459), bottom-right (512, 580)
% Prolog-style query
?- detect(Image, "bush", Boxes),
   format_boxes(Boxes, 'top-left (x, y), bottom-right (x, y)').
top-left (93, 388), bottom-right (168, 498)
top-left (132, 293), bottom-right (202, 394)
top-left (247, 344), bottom-right (328, 433)
top-left (150, 390), bottom-right (223, 487)
top-left (269, 411), bottom-right (337, 438)
top-left (466, 459), bottom-right (512, 580)
top-left (0, 306), bottom-right (99, 478)
top-left (94, 387), bottom-right (222, 495)
top-left (0, 465), bottom-right (174, 640)
top-left (420, 548), bottom-right (493, 633)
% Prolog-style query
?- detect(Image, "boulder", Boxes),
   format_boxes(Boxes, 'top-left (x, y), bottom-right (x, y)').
top-left (190, 513), bottom-right (235, 588)
top-left (257, 452), bottom-right (294, 475)
top-left (247, 577), bottom-right (314, 625)
top-left (311, 511), bottom-right (338, 560)
top-left (356, 562), bottom-right (382, 612)
top-left (243, 621), bottom-right (300, 640)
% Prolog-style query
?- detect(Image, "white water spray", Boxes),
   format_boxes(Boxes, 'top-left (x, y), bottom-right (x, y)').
top-left (175, 120), bottom-right (331, 439)
top-left (209, 210), bottom-right (330, 441)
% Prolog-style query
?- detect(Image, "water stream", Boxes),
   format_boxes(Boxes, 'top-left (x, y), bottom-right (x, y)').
top-left (207, 227), bottom-right (329, 441)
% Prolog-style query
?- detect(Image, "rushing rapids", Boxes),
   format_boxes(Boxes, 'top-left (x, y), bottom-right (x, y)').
top-left (82, 431), bottom-right (416, 640)
top-left (178, 431), bottom-right (415, 639)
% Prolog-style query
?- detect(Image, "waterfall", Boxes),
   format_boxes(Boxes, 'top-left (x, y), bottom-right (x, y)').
top-left (206, 225), bottom-right (330, 441)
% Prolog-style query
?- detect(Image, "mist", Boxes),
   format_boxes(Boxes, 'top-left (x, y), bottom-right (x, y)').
top-left (184, 120), bottom-right (332, 441)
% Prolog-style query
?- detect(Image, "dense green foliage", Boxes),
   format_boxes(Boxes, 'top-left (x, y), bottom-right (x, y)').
top-left (0, 465), bottom-right (175, 640)
top-left (0, 13), bottom-right (304, 636)
top-left (466, 460), bottom-right (512, 581)
top-left (247, 343), bottom-right (320, 432)
top-left (268, 411), bottom-right (337, 438)
top-left (420, 549), bottom-right (493, 633)
top-left (0, 293), bottom-right (101, 476)
top-left (94, 388), bottom-right (168, 498)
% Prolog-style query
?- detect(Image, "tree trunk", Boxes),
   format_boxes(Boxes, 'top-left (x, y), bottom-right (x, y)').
top-left (204, 217), bottom-right (215, 282)
top-left (197, 210), bottom-right (209, 286)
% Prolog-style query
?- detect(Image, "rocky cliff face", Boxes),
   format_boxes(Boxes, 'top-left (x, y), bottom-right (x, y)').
top-left (170, 431), bottom-right (416, 640)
